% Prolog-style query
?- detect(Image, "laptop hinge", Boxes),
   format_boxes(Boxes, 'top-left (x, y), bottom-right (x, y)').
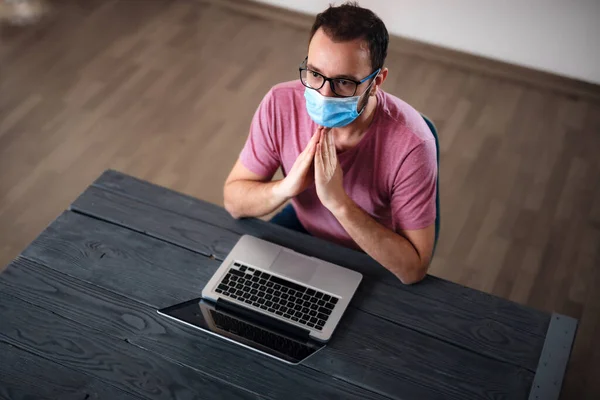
top-left (215, 298), bottom-right (311, 340)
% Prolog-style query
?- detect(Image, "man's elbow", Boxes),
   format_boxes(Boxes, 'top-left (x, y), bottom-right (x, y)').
top-left (223, 187), bottom-right (242, 219)
top-left (397, 265), bottom-right (428, 285)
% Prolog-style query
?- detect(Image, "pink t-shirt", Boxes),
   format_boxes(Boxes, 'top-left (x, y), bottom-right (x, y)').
top-left (240, 80), bottom-right (437, 250)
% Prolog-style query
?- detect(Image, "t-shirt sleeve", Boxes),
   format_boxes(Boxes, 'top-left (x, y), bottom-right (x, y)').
top-left (391, 139), bottom-right (437, 231)
top-left (239, 89), bottom-right (280, 178)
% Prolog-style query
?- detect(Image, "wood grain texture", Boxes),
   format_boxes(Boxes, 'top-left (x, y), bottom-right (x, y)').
top-left (0, 341), bottom-right (144, 400)
top-left (15, 215), bottom-right (536, 399)
top-left (69, 189), bottom-right (548, 370)
top-left (80, 170), bottom-right (551, 339)
top-left (0, 257), bottom-right (386, 400)
top-left (0, 293), bottom-right (261, 400)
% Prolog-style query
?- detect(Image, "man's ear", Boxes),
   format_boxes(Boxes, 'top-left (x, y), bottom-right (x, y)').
top-left (371, 67), bottom-right (388, 96)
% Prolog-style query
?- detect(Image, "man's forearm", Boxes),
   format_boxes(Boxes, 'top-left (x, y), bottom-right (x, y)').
top-left (331, 197), bottom-right (427, 284)
top-left (224, 179), bottom-right (289, 219)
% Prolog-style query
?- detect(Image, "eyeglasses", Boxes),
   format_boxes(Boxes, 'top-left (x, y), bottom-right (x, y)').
top-left (299, 57), bottom-right (380, 97)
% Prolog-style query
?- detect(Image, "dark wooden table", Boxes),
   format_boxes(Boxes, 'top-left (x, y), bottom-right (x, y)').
top-left (0, 170), bottom-right (578, 400)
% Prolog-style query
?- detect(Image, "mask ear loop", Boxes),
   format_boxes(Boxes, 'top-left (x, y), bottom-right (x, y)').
top-left (357, 72), bottom-right (380, 114)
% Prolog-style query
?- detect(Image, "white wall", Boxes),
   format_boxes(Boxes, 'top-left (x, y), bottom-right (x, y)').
top-left (254, 0), bottom-right (600, 85)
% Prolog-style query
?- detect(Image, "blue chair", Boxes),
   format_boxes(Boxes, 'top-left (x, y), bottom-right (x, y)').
top-left (421, 114), bottom-right (441, 255)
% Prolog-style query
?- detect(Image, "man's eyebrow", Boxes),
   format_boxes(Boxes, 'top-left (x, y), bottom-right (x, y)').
top-left (306, 63), bottom-right (359, 81)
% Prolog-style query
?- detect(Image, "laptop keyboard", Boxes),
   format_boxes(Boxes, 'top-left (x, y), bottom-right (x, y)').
top-left (215, 262), bottom-right (339, 331)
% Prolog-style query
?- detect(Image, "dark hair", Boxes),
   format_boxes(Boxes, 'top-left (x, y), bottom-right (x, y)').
top-left (309, 2), bottom-right (389, 71)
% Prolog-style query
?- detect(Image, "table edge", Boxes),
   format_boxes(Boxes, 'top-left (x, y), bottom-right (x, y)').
top-left (528, 313), bottom-right (578, 400)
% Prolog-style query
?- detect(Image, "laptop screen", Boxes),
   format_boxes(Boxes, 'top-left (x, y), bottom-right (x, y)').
top-left (158, 298), bottom-right (325, 364)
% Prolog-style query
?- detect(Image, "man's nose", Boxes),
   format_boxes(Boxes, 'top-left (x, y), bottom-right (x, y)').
top-left (319, 81), bottom-right (336, 97)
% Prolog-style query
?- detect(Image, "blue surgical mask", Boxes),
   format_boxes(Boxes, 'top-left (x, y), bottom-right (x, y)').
top-left (304, 88), bottom-right (364, 128)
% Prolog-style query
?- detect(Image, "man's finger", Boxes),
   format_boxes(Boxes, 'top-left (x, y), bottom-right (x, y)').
top-left (328, 130), bottom-right (336, 170)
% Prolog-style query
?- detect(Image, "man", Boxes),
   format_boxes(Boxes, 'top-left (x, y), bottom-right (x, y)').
top-left (224, 2), bottom-right (437, 284)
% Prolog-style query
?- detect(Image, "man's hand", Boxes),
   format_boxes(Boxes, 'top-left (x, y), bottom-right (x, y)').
top-left (274, 127), bottom-right (324, 199)
top-left (315, 128), bottom-right (349, 212)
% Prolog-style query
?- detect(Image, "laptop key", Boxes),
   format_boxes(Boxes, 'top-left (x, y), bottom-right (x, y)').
top-left (302, 307), bottom-right (310, 314)
top-left (280, 287), bottom-right (288, 293)
top-left (316, 319), bottom-right (326, 327)
top-left (267, 308), bottom-right (275, 313)
top-left (280, 307), bottom-right (288, 314)
top-left (307, 322), bottom-right (315, 328)
top-left (319, 307), bottom-right (332, 316)
top-left (322, 294), bottom-right (331, 302)
top-left (300, 319), bottom-right (308, 325)
top-left (272, 304), bottom-right (280, 310)
top-left (275, 311), bottom-right (283, 316)
top-left (317, 312), bottom-right (328, 321)
top-left (250, 289), bottom-right (258, 295)
top-left (317, 299), bottom-right (325, 306)
top-left (331, 297), bottom-right (339, 305)
top-left (250, 295), bottom-right (258, 302)
top-left (281, 293), bottom-right (289, 300)
top-left (266, 281), bottom-right (274, 288)
top-left (310, 317), bottom-right (318, 324)
top-left (252, 283), bottom-right (259, 289)
top-left (309, 310), bottom-right (317, 317)
top-left (230, 269), bottom-right (244, 277)
top-left (274, 290), bottom-right (281, 297)
top-left (265, 301), bottom-right (273, 308)
top-left (325, 302), bottom-right (335, 310)
top-left (302, 294), bottom-right (311, 301)
top-left (215, 288), bottom-right (223, 293)
top-left (294, 304), bottom-right (302, 311)
top-left (260, 305), bottom-right (268, 310)
top-left (306, 289), bottom-right (316, 296)
top-left (253, 271), bottom-right (262, 277)
top-left (252, 276), bottom-right (260, 283)
top-left (259, 279), bottom-right (267, 285)
top-left (218, 284), bottom-right (228, 290)
top-left (315, 292), bottom-right (323, 299)
top-left (284, 314), bottom-right (292, 319)
top-left (266, 288), bottom-right (274, 294)
top-left (287, 301), bottom-right (295, 308)
top-left (294, 311), bottom-right (303, 318)
top-left (243, 292), bottom-right (251, 298)
top-left (291, 317), bottom-right (299, 322)
top-left (310, 303), bottom-right (318, 310)
top-left (230, 294), bottom-right (237, 299)
top-left (315, 325), bottom-right (323, 331)
top-left (257, 298), bottom-right (266, 305)
top-left (274, 284), bottom-right (281, 290)
top-left (239, 265), bottom-right (247, 272)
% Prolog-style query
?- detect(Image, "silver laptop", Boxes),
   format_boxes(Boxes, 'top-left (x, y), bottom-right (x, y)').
top-left (158, 234), bottom-right (362, 364)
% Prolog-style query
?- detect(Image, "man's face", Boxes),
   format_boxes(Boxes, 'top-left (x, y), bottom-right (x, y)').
top-left (307, 28), bottom-right (375, 99)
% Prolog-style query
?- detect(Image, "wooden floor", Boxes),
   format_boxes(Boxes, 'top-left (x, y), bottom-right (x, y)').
top-left (1, 0), bottom-right (599, 398)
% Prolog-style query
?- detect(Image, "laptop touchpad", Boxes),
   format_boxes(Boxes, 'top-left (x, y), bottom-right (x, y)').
top-left (269, 250), bottom-right (318, 283)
